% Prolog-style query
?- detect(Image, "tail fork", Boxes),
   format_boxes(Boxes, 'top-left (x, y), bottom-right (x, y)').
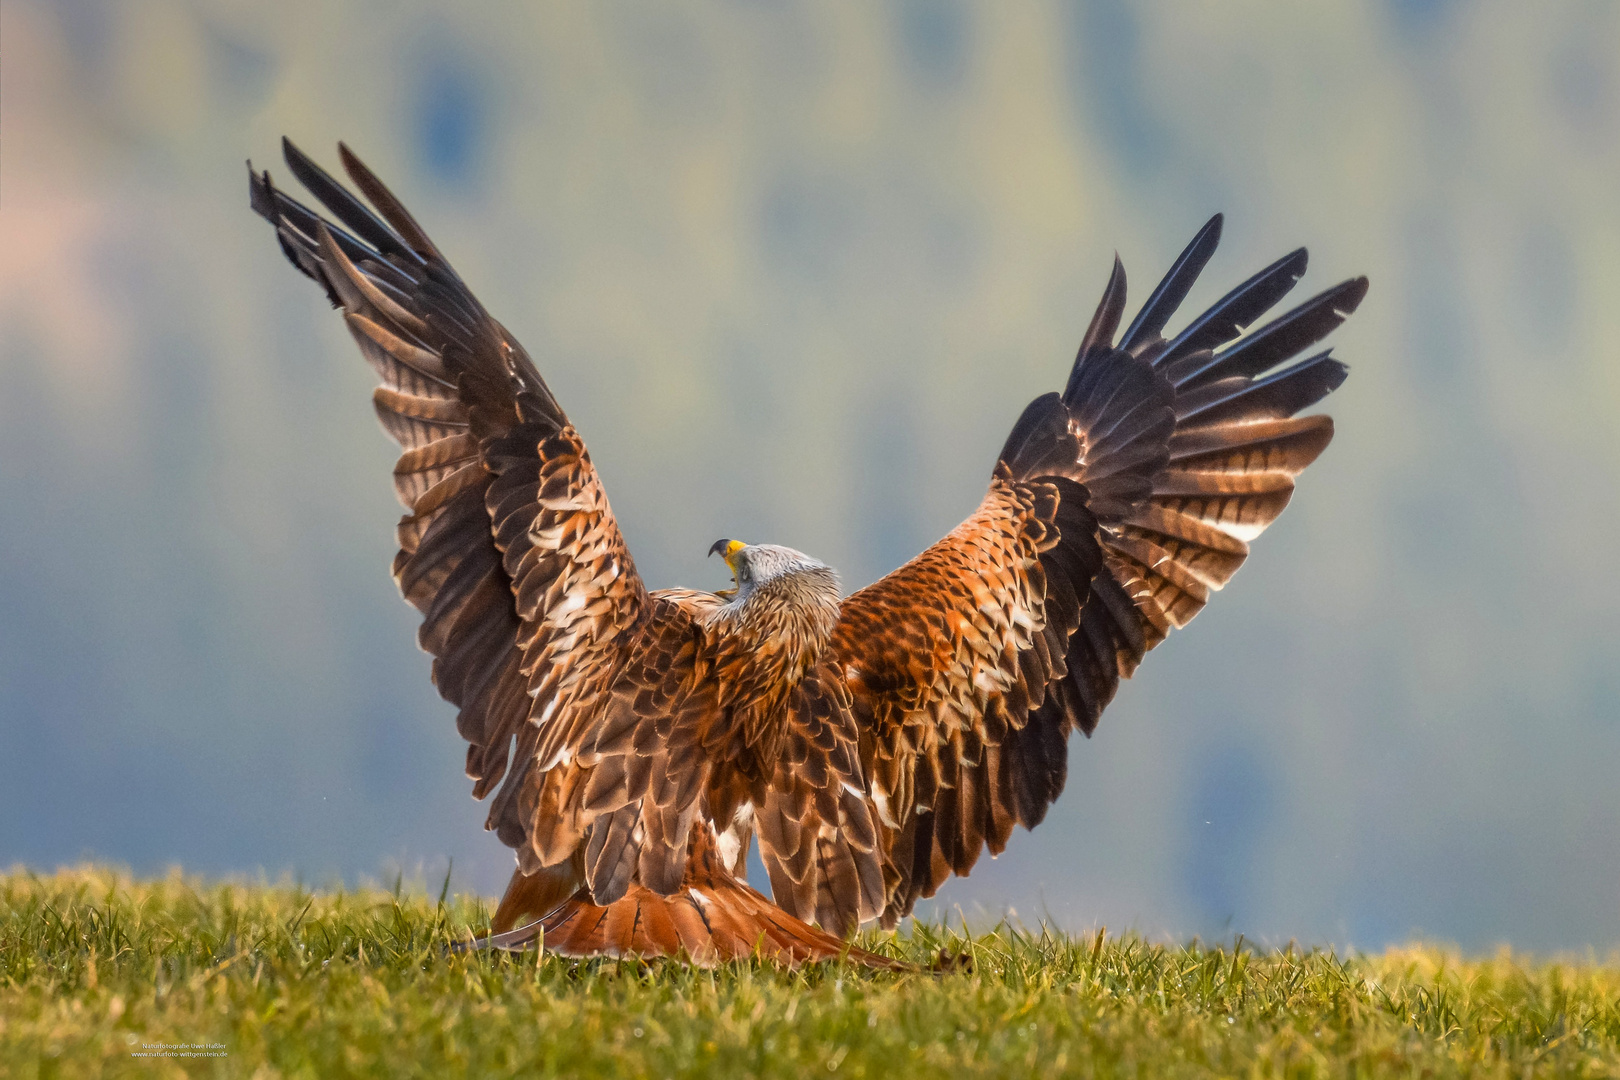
top-left (468, 828), bottom-right (908, 970)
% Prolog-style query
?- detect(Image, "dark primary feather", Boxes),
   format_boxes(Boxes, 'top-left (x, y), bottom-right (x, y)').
top-left (280, 138), bottom-right (426, 269)
top-left (1075, 256), bottom-right (1128, 359)
top-left (1174, 351), bottom-right (1348, 429)
top-left (1119, 213), bottom-right (1223, 354)
top-left (1168, 276), bottom-right (1369, 391)
top-left (1154, 247), bottom-right (1308, 371)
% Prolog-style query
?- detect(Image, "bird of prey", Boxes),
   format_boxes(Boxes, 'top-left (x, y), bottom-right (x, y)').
top-left (250, 140), bottom-right (1365, 967)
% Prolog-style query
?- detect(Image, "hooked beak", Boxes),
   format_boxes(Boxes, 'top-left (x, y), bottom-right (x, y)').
top-left (708, 538), bottom-right (748, 564)
top-left (709, 538), bottom-right (747, 595)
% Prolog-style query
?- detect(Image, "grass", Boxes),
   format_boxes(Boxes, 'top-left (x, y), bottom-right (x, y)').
top-left (2, 868), bottom-right (1618, 1078)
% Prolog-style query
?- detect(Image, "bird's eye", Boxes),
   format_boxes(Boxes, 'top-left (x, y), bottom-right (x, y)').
top-left (737, 566), bottom-right (752, 585)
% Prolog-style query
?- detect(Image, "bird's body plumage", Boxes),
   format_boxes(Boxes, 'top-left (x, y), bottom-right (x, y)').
top-left (250, 140), bottom-right (1365, 964)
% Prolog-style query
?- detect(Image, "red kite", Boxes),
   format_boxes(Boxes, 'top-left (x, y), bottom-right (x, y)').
top-left (251, 141), bottom-right (1363, 966)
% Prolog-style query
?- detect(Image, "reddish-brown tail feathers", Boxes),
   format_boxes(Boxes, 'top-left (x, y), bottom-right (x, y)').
top-left (473, 828), bottom-right (907, 970)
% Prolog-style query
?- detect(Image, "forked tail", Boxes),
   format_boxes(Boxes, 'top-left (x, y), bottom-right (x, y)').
top-left (468, 827), bottom-right (910, 970)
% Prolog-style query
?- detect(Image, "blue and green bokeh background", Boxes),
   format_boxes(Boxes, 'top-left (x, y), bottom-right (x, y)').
top-left (3, 0), bottom-right (1618, 953)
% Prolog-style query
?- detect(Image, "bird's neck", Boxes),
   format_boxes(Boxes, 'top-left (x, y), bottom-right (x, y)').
top-left (703, 577), bottom-right (842, 748)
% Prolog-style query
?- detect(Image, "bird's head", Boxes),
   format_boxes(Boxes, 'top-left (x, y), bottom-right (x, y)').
top-left (708, 539), bottom-right (839, 609)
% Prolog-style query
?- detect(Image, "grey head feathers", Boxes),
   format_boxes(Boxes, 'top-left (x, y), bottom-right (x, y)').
top-left (728, 544), bottom-right (839, 602)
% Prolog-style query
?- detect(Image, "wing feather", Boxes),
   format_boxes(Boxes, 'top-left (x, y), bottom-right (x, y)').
top-left (250, 142), bottom-right (648, 864)
top-left (755, 669), bottom-right (883, 936)
top-left (834, 215), bottom-right (1363, 922)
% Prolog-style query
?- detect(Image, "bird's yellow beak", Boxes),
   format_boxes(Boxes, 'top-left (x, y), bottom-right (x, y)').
top-left (708, 538), bottom-right (748, 568)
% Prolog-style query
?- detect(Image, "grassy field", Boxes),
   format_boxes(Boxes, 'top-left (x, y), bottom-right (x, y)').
top-left (2, 868), bottom-right (1618, 1078)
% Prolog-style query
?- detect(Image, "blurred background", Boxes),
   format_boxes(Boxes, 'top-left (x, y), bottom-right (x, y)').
top-left (3, 0), bottom-right (1618, 954)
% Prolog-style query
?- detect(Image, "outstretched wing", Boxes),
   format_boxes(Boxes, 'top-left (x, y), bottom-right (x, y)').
top-left (832, 214), bottom-right (1367, 922)
top-left (249, 140), bottom-right (648, 860)
top-left (830, 469), bottom-right (1105, 925)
